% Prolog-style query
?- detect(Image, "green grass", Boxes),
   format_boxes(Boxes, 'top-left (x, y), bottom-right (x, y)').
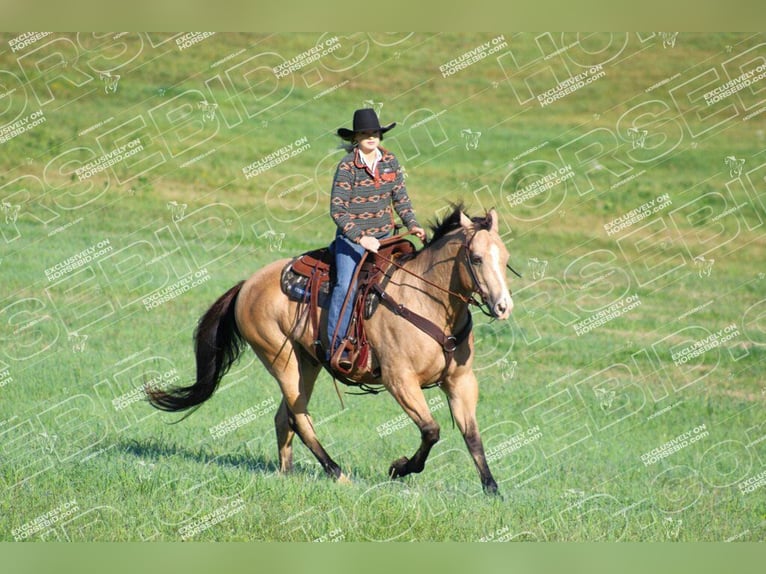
top-left (1, 32), bottom-right (765, 541)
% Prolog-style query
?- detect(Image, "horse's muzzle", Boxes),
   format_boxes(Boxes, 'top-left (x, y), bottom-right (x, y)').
top-left (492, 295), bottom-right (513, 319)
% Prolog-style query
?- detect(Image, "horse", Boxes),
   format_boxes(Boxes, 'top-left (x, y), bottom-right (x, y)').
top-left (147, 204), bottom-right (515, 494)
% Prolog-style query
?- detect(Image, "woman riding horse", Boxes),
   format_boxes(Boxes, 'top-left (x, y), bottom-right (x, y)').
top-left (148, 204), bottom-right (515, 492)
top-left (328, 108), bottom-right (426, 367)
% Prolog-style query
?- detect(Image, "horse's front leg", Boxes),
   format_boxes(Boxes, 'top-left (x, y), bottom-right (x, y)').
top-left (386, 379), bottom-right (440, 480)
top-left (441, 369), bottom-right (498, 494)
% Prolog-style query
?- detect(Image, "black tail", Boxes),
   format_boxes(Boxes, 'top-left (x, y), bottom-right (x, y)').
top-left (147, 281), bottom-right (245, 413)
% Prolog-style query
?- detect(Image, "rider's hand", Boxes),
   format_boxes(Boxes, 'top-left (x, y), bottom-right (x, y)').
top-left (359, 235), bottom-right (380, 253)
top-left (410, 226), bottom-right (427, 242)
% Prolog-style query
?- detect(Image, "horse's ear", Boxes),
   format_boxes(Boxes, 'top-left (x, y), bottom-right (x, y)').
top-left (488, 208), bottom-right (499, 232)
top-left (459, 211), bottom-right (473, 230)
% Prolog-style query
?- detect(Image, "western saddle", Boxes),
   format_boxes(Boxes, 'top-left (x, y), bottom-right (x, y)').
top-left (280, 235), bottom-right (416, 384)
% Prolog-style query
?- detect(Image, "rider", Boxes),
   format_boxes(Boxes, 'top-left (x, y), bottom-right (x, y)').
top-left (327, 108), bottom-right (427, 366)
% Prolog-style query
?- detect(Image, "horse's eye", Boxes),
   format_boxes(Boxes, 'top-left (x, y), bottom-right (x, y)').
top-left (471, 255), bottom-right (483, 265)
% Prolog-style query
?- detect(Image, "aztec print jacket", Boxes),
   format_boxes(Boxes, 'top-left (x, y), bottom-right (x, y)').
top-left (330, 147), bottom-right (420, 243)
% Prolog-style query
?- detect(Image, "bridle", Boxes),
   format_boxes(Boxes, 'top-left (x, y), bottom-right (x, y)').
top-left (460, 230), bottom-right (522, 318)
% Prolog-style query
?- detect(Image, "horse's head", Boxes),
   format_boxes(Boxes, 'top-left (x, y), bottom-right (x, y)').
top-left (459, 209), bottom-right (514, 319)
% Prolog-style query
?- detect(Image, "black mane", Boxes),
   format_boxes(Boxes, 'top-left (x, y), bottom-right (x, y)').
top-left (426, 202), bottom-right (492, 246)
top-left (395, 202), bottom-right (493, 263)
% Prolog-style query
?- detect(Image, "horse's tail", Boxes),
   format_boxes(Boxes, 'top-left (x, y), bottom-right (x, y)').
top-left (147, 280), bottom-right (245, 413)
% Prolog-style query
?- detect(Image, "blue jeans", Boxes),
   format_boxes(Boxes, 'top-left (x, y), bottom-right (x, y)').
top-left (327, 233), bottom-right (367, 357)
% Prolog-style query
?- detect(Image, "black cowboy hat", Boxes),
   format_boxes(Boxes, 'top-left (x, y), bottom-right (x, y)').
top-left (337, 108), bottom-right (396, 141)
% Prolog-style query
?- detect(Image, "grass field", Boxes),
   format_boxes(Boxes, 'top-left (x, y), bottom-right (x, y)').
top-left (1, 32), bottom-right (765, 541)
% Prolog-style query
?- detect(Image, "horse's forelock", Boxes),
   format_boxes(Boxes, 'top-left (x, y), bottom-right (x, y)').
top-left (471, 212), bottom-right (493, 233)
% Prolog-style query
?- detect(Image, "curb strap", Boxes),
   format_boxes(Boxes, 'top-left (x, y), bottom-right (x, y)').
top-left (371, 284), bottom-right (473, 381)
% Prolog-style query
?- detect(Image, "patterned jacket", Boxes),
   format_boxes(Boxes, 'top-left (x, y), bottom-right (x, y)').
top-left (330, 147), bottom-right (420, 242)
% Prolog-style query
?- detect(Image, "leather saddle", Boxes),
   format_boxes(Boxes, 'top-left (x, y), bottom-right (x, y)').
top-left (280, 235), bottom-right (416, 382)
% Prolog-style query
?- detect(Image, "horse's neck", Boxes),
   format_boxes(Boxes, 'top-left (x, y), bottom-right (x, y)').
top-left (397, 233), bottom-right (469, 324)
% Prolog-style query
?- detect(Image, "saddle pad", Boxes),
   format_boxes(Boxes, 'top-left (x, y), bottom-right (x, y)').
top-left (280, 263), bottom-right (331, 307)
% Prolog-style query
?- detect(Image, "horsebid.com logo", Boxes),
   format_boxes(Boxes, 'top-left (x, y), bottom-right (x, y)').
top-left (537, 65), bottom-right (606, 107)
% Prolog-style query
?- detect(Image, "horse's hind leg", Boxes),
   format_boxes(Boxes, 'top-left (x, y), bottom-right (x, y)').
top-left (274, 348), bottom-right (321, 474)
top-left (260, 345), bottom-right (346, 481)
top-left (386, 378), bottom-right (441, 480)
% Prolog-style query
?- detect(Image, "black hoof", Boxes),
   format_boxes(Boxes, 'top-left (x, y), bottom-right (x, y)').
top-left (483, 479), bottom-right (500, 496)
top-left (388, 456), bottom-right (410, 479)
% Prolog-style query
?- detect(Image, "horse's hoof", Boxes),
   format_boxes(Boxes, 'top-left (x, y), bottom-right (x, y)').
top-left (483, 480), bottom-right (500, 496)
top-left (337, 472), bottom-right (353, 485)
top-left (388, 456), bottom-right (410, 479)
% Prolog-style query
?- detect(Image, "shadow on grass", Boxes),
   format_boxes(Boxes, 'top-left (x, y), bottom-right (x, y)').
top-left (118, 436), bottom-right (387, 488)
top-left (119, 436), bottom-right (282, 476)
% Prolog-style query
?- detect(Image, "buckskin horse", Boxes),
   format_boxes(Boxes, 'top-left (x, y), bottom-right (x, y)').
top-left (147, 205), bottom-right (516, 494)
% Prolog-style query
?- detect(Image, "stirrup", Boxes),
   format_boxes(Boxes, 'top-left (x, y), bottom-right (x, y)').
top-left (330, 338), bottom-right (356, 375)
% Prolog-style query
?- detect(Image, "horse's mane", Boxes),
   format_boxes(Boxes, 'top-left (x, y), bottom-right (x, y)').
top-left (399, 202), bottom-right (491, 262)
top-left (427, 202), bottom-right (492, 245)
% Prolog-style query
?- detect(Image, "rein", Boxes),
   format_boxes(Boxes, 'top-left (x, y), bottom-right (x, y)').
top-left (375, 230), bottom-right (520, 317)
top-left (374, 232), bottom-right (485, 308)
top-left (374, 250), bottom-right (474, 305)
